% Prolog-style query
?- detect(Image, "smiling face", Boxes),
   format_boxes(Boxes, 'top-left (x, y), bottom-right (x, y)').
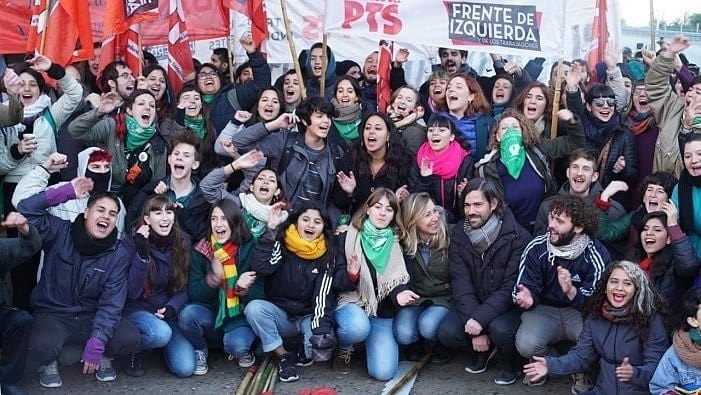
top-left (683, 140), bottom-right (701, 177)
top-left (197, 66), bottom-right (221, 95)
top-left (429, 78), bottom-right (448, 106)
top-left (463, 190), bottom-right (497, 229)
top-left (144, 205), bottom-right (175, 236)
top-left (426, 124), bottom-right (454, 153)
top-left (84, 197), bottom-right (119, 239)
top-left (283, 74), bottom-right (301, 106)
top-left (168, 142), bottom-right (199, 180)
top-left (606, 267), bottom-right (636, 308)
top-left (251, 169), bottom-right (280, 205)
top-left (642, 183), bottom-right (668, 213)
top-left (257, 89), bottom-right (281, 121)
top-left (566, 157), bottom-right (598, 197)
top-left (492, 78), bottom-right (513, 105)
top-left (210, 207), bottom-right (231, 244)
top-left (126, 93), bottom-right (157, 127)
top-left (310, 48), bottom-right (324, 78)
top-left (296, 209), bottom-right (324, 242)
top-left (18, 72), bottom-right (41, 106)
top-left (335, 79), bottom-right (358, 107)
top-left (640, 217), bottom-right (670, 256)
top-left (145, 69), bottom-right (166, 101)
top-left (446, 76), bottom-right (475, 116)
top-left (548, 210), bottom-right (580, 246)
top-left (522, 86), bottom-right (547, 120)
top-left (440, 49), bottom-right (465, 74)
top-left (304, 110), bottom-right (331, 141)
top-left (391, 87), bottom-right (418, 118)
top-left (180, 90), bottom-right (202, 117)
top-left (416, 200), bottom-right (441, 239)
top-left (367, 196), bottom-right (395, 230)
top-left (632, 84), bottom-right (650, 113)
top-left (587, 96), bottom-right (616, 122)
top-left (362, 115), bottom-right (389, 155)
top-left (363, 52), bottom-right (379, 82)
top-left (110, 65), bottom-right (136, 99)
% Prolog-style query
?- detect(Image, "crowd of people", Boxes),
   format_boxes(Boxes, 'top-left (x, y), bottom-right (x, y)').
top-left (0, 29), bottom-right (700, 395)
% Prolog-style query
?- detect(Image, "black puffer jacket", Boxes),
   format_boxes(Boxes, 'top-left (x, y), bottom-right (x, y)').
top-left (450, 208), bottom-right (532, 330)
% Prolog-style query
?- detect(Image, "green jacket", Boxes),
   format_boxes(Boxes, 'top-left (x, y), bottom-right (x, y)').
top-left (405, 248), bottom-right (452, 308)
top-left (187, 240), bottom-right (261, 332)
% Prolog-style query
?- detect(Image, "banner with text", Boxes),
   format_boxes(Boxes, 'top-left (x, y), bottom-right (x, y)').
top-left (324, 0), bottom-right (567, 57)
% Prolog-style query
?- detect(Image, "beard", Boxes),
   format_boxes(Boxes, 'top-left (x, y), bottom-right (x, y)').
top-left (549, 227), bottom-right (576, 246)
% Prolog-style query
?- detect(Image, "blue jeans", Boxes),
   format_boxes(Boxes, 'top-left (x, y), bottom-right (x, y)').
top-left (393, 305), bottom-right (449, 344)
top-left (126, 311), bottom-right (195, 377)
top-left (515, 304), bottom-right (583, 358)
top-left (244, 300), bottom-right (312, 358)
top-left (178, 303), bottom-right (256, 357)
top-left (335, 303), bottom-right (398, 381)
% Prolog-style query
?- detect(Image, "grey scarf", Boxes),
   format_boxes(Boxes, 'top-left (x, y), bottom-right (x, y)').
top-left (546, 233), bottom-right (591, 264)
top-left (464, 214), bottom-right (502, 254)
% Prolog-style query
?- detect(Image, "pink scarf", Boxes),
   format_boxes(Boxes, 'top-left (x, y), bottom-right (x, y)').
top-left (416, 141), bottom-right (468, 179)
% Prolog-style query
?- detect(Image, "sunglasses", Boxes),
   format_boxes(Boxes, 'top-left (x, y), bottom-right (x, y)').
top-left (592, 97), bottom-right (616, 108)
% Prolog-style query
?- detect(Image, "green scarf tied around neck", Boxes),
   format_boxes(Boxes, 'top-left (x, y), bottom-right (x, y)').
top-left (125, 115), bottom-right (157, 151)
top-left (360, 219), bottom-right (394, 274)
top-left (184, 115), bottom-right (206, 140)
top-left (202, 94), bottom-right (215, 104)
top-left (499, 127), bottom-right (526, 179)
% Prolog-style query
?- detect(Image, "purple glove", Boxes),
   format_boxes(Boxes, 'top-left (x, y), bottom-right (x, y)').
top-left (81, 337), bottom-right (105, 365)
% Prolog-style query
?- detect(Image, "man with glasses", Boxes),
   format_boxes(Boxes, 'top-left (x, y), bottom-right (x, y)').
top-left (98, 61), bottom-right (136, 101)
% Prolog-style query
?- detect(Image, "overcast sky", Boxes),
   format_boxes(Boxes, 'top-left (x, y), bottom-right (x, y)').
top-left (618, 0), bottom-right (701, 27)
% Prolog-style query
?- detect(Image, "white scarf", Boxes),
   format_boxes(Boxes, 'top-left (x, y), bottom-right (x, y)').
top-left (546, 233), bottom-right (591, 265)
top-left (23, 94), bottom-right (52, 119)
top-left (238, 192), bottom-right (288, 223)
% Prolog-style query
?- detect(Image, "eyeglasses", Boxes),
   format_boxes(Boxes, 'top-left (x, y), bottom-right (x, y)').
top-left (592, 97), bottom-right (616, 108)
top-left (633, 88), bottom-right (646, 96)
top-left (197, 72), bottom-right (218, 79)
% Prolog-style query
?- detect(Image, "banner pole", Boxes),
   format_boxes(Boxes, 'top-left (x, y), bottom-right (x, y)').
top-left (550, 58), bottom-right (563, 140)
top-left (280, 0), bottom-right (307, 99)
top-left (320, 34), bottom-right (328, 97)
top-left (649, 0), bottom-right (655, 50)
top-left (38, 0), bottom-right (49, 55)
top-left (226, 36), bottom-right (235, 83)
top-left (137, 23), bottom-right (143, 76)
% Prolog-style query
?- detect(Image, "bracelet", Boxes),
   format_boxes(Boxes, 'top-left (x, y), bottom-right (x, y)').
top-left (230, 162), bottom-right (236, 172)
top-left (39, 164), bottom-right (51, 174)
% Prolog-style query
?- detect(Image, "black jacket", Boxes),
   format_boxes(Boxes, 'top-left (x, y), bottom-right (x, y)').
top-left (451, 208), bottom-right (531, 329)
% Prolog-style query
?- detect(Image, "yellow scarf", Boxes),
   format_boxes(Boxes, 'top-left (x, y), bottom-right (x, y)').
top-left (284, 224), bottom-right (327, 260)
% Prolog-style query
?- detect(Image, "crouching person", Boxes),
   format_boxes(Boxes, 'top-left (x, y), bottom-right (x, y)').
top-left (18, 177), bottom-right (140, 388)
top-left (245, 201), bottom-right (339, 383)
top-left (122, 195), bottom-right (194, 377)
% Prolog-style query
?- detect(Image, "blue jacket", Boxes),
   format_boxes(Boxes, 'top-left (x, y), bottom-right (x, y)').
top-left (650, 341), bottom-right (701, 395)
top-left (18, 191), bottom-right (129, 344)
top-left (123, 231), bottom-right (190, 315)
top-left (441, 112), bottom-right (495, 161)
top-left (547, 314), bottom-right (669, 395)
top-left (513, 234), bottom-right (611, 310)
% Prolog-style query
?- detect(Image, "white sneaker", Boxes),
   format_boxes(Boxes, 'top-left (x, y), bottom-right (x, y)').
top-left (237, 352), bottom-right (256, 368)
top-left (194, 349), bottom-right (208, 375)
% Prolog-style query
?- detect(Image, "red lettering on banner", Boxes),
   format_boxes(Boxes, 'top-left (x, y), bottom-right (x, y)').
top-left (302, 15), bottom-right (323, 40)
top-left (342, 1), bottom-right (402, 35)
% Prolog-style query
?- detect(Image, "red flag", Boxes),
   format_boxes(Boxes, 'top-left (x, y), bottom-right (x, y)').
top-left (124, 24), bottom-right (141, 76)
top-left (586, 0), bottom-right (608, 77)
top-left (223, 0), bottom-right (269, 47)
top-left (168, 0), bottom-right (195, 93)
top-left (377, 40), bottom-right (393, 113)
top-left (124, 0), bottom-right (160, 26)
top-left (26, 0), bottom-right (95, 66)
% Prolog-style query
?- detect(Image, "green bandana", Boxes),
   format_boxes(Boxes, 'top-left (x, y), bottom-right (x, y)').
top-left (360, 219), bottom-right (394, 274)
top-left (184, 115), bottom-right (206, 140)
top-left (333, 119), bottom-right (361, 141)
top-left (691, 328), bottom-right (701, 346)
top-left (202, 94), bottom-right (214, 104)
top-left (125, 115), bottom-right (157, 151)
top-left (243, 209), bottom-right (266, 240)
top-left (499, 127), bottom-right (526, 179)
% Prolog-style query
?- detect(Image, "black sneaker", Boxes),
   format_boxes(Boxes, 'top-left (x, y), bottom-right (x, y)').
top-left (295, 348), bottom-right (313, 367)
top-left (430, 344), bottom-right (451, 365)
top-left (495, 369), bottom-right (519, 385)
top-left (464, 347), bottom-right (497, 374)
top-left (278, 352), bottom-right (299, 382)
top-left (124, 352), bottom-right (145, 377)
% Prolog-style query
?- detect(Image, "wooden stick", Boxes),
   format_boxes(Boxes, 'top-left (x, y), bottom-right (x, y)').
top-left (266, 368), bottom-right (278, 393)
top-left (387, 349), bottom-right (433, 395)
top-left (320, 33), bottom-right (328, 97)
top-left (649, 0), bottom-right (656, 51)
top-left (550, 58), bottom-right (564, 140)
top-left (246, 354), bottom-right (271, 395)
top-left (252, 356), bottom-right (275, 395)
top-left (38, 1), bottom-right (49, 55)
top-left (226, 35), bottom-right (235, 84)
top-left (137, 23), bottom-right (143, 76)
top-left (261, 361), bottom-right (276, 393)
top-left (235, 366), bottom-right (257, 395)
top-left (280, 0), bottom-right (307, 99)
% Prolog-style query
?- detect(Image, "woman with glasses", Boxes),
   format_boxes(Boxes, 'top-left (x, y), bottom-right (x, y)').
top-left (565, 67), bottom-right (638, 206)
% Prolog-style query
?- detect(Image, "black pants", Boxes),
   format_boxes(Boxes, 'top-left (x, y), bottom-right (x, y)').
top-left (27, 313), bottom-right (140, 368)
top-left (437, 308), bottom-right (521, 352)
top-left (0, 308), bottom-right (33, 384)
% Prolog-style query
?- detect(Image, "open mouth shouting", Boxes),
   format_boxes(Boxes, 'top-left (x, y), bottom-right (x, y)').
top-left (20, 93), bottom-right (37, 106)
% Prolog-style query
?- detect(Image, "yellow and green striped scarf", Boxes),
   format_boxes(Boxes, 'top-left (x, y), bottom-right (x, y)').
top-left (211, 235), bottom-right (241, 328)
